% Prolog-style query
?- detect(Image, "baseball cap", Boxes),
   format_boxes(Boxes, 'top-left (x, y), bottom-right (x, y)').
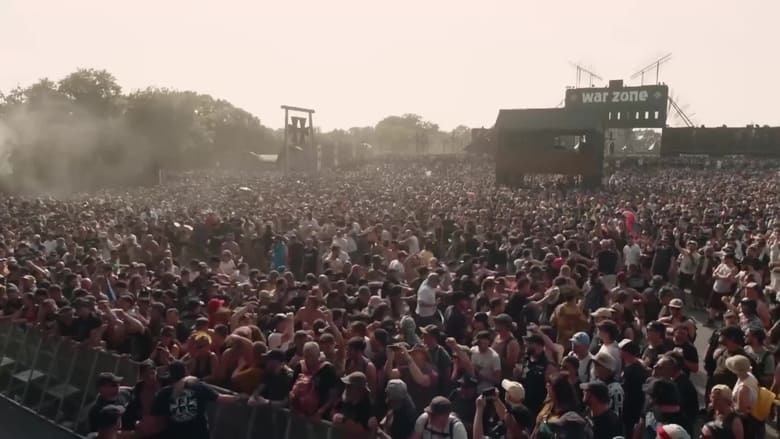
top-left (656, 424), bottom-right (691, 439)
top-left (494, 313), bottom-right (513, 327)
top-left (96, 372), bottom-right (123, 387)
top-left (263, 349), bottom-right (287, 363)
top-left (341, 371), bottom-right (369, 389)
top-left (386, 379), bottom-right (409, 401)
top-left (669, 298), bottom-right (683, 309)
top-left (501, 379), bottom-right (525, 403)
top-left (457, 375), bottom-right (479, 387)
top-left (618, 339), bottom-right (640, 357)
top-left (569, 332), bottom-right (590, 346)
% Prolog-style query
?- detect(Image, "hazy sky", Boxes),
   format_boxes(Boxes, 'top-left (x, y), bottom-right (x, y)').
top-left (1, 1), bottom-right (777, 131)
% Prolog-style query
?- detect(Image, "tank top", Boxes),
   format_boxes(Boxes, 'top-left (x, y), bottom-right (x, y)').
top-left (491, 333), bottom-right (516, 379)
top-left (733, 374), bottom-right (759, 408)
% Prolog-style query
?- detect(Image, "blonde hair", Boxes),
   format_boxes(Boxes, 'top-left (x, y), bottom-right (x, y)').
top-left (711, 384), bottom-right (732, 401)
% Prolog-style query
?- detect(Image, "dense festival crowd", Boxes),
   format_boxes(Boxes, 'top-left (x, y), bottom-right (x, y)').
top-left (1, 155), bottom-right (780, 439)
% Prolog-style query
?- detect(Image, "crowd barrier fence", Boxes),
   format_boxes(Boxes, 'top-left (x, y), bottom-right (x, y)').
top-left (0, 320), bottom-right (350, 439)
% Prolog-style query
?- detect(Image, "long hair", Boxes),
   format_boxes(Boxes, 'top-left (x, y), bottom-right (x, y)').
top-left (549, 373), bottom-right (578, 414)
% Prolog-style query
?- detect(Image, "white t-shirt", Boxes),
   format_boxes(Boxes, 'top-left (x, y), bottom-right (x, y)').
top-left (406, 235), bottom-right (420, 255)
top-left (389, 259), bottom-right (406, 276)
top-left (623, 244), bottom-right (641, 267)
top-left (713, 263), bottom-right (735, 293)
top-left (218, 260), bottom-right (236, 275)
top-left (415, 283), bottom-right (437, 317)
top-left (414, 413), bottom-right (468, 439)
top-left (469, 346), bottom-right (501, 392)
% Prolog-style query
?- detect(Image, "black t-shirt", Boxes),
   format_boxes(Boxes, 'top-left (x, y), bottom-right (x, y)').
top-left (388, 398), bottom-right (417, 439)
top-left (151, 381), bottom-right (218, 439)
top-left (597, 250), bottom-right (619, 275)
top-left (508, 404), bottom-right (534, 432)
top-left (674, 374), bottom-right (699, 423)
top-left (292, 362), bottom-right (340, 410)
top-left (505, 294), bottom-right (529, 337)
top-left (261, 367), bottom-right (294, 401)
top-left (621, 361), bottom-right (648, 430)
top-left (73, 314), bottom-right (103, 342)
top-left (302, 247), bottom-right (318, 275)
top-left (335, 394), bottom-right (373, 429)
top-left (448, 389), bottom-right (476, 426)
top-left (673, 342), bottom-right (699, 374)
top-left (591, 409), bottom-right (623, 439)
top-left (444, 306), bottom-right (468, 345)
top-left (641, 339), bottom-right (673, 368)
top-left (88, 389), bottom-right (133, 432)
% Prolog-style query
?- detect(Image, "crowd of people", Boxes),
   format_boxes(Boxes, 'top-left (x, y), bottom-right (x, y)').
top-left (1, 155), bottom-right (780, 439)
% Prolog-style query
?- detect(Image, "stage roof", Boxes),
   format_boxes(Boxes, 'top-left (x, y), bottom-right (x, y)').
top-left (495, 108), bottom-right (603, 132)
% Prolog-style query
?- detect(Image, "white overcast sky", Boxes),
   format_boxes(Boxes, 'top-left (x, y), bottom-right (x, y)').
top-left (1, 1), bottom-right (776, 130)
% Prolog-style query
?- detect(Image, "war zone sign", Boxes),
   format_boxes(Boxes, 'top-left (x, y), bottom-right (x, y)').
top-left (565, 84), bottom-right (668, 128)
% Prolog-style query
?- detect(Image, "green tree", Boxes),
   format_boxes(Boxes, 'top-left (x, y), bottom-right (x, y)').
top-left (374, 113), bottom-right (439, 152)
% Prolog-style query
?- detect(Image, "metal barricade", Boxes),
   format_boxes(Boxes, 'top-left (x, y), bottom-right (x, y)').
top-left (0, 324), bottom-right (358, 439)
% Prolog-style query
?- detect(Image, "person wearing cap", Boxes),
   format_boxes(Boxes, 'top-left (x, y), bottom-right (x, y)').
top-left (708, 326), bottom-right (752, 394)
top-left (88, 372), bottom-right (132, 434)
top-left (659, 297), bottom-right (697, 343)
top-left (654, 353), bottom-right (699, 423)
top-left (248, 349), bottom-right (293, 408)
top-left (656, 424), bottom-right (692, 439)
top-left (86, 405), bottom-right (125, 439)
top-left (619, 338), bottom-right (648, 436)
top-left (635, 379), bottom-right (693, 439)
top-left (332, 371), bottom-right (377, 435)
top-left (411, 396), bottom-right (467, 439)
top-left (500, 379), bottom-right (533, 434)
top-left (469, 330), bottom-right (501, 393)
top-left (642, 320), bottom-right (673, 369)
top-left (725, 355), bottom-right (761, 421)
top-left (140, 360), bottom-right (244, 439)
top-left (420, 324), bottom-right (452, 394)
top-left (590, 351), bottom-right (624, 418)
top-left (378, 379), bottom-right (417, 439)
top-left (567, 332), bottom-right (592, 383)
top-left (446, 374), bottom-right (478, 432)
top-left (520, 329), bottom-right (551, 416)
top-left (581, 380), bottom-right (623, 438)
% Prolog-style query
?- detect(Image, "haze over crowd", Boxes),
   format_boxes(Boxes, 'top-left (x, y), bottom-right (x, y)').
top-left (2, 1), bottom-right (780, 131)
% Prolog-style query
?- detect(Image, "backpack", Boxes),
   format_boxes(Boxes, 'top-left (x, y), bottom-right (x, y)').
top-left (423, 414), bottom-right (461, 439)
top-left (750, 386), bottom-right (776, 421)
top-left (290, 361), bottom-right (329, 417)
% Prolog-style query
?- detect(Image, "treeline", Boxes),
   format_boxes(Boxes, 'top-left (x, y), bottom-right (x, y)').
top-left (0, 68), bottom-right (471, 191)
